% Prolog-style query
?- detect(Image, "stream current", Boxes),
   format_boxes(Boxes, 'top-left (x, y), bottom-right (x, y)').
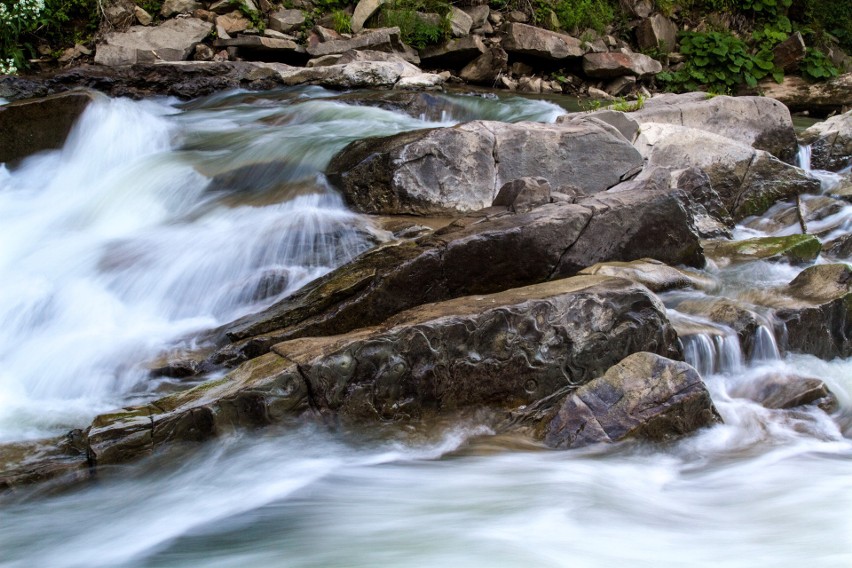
top-left (0, 89), bottom-right (850, 567)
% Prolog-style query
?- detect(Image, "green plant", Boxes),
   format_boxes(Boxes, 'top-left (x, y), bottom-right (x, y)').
top-left (380, 0), bottom-right (450, 49)
top-left (229, 0), bottom-right (265, 31)
top-left (800, 47), bottom-right (839, 81)
top-left (330, 9), bottom-right (352, 34)
top-left (658, 30), bottom-right (782, 93)
top-left (609, 94), bottom-right (646, 112)
top-left (551, 0), bottom-right (615, 34)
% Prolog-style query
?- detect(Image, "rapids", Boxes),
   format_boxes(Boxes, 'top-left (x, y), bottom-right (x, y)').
top-left (0, 90), bottom-right (850, 567)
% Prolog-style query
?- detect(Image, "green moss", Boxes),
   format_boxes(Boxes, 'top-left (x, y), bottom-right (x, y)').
top-left (708, 234), bottom-right (822, 264)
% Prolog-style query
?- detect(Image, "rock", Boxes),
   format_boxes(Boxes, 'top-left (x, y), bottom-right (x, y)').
top-left (102, 0), bottom-right (136, 30)
top-left (587, 87), bottom-right (614, 100)
top-left (134, 6), bottom-right (153, 26)
top-left (95, 18), bottom-right (214, 66)
top-left (757, 73), bottom-right (852, 117)
top-left (619, 0), bottom-right (653, 18)
top-left (538, 353), bottom-right (720, 449)
top-left (502, 23), bottom-right (584, 61)
top-left (268, 8), bottom-right (306, 34)
top-left (579, 258), bottom-right (715, 292)
top-left (799, 109), bottom-right (852, 172)
top-left (327, 118), bottom-right (643, 215)
top-left (636, 14), bottom-right (678, 53)
top-left (730, 373), bottom-right (837, 411)
top-left (194, 44), bottom-right (215, 61)
top-left (459, 47), bottom-right (508, 83)
top-left (518, 76), bottom-right (542, 93)
top-left (634, 123), bottom-right (820, 220)
top-left (775, 264), bottom-right (852, 359)
top-left (313, 26), bottom-right (344, 43)
top-left (306, 27), bottom-right (419, 64)
top-left (628, 92), bottom-right (798, 162)
top-left (675, 297), bottom-right (775, 359)
top-left (582, 51), bottom-right (662, 78)
top-left (85, 276), bottom-right (683, 466)
top-left (351, 0), bottom-right (385, 33)
top-left (492, 177), bottom-right (552, 213)
top-left (742, 195), bottom-right (847, 234)
top-left (773, 32), bottom-right (806, 72)
top-left (823, 234), bottom-right (852, 260)
top-left (209, 0), bottom-right (257, 14)
top-left (0, 90), bottom-right (102, 165)
top-left (419, 35), bottom-right (487, 68)
top-left (279, 59), bottom-right (422, 89)
top-left (506, 10), bottom-right (528, 23)
top-left (463, 5), bottom-right (489, 29)
top-left (394, 72), bottom-right (445, 90)
top-left (449, 6), bottom-right (473, 37)
top-left (605, 75), bottom-right (636, 96)
top-left (160, 0), bottom-right (202, 18)
top-left (219, 189), bottom-right (703, 360)
top-left (213, 35), bottom-right (308, 64)
top-left (216, 11), bottom-right (251, 35)
top-left (703, 235), bottom-right (822, 265)
top-left (0, 433), bottom-right (90, 490)
top-left (675, 166), bottom-right (734, 238)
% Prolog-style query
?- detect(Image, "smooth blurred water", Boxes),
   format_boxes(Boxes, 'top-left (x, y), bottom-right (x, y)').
top-left (0, 90), bottom-right (850, 568)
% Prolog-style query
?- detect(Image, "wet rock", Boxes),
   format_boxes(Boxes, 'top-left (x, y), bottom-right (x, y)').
top-left (629, 93), bottom-right (798, 162)
top-left (420, 35), bottom-right (487, 69)
top-left (822, 234), bottom-right (852, 260)
top-left (703, 235), bottom-right (822, 265)
top-left (799, 109), bottom-right (852, 172)
top-left (219, 189), bottom-right (703, 359)
top-left (675, 297), bottom-right (775, 359)
top-left (502, 23), bottom-right (585, 61)
top-left (635, 123), bottom-right (820, 220)
top-left (675, 166), bottom-right (734, 238)
top-left (89, 276), bottom-right (683, 465)
top-left (775, 264), bottom-right (852, 359)
top-left (327, 118), bottom-right (643, 215)
top-left (0, 89), bottom-right (102, 165)
top-left (537, 353), bottom-right (720, 449)
top-left (579, 258), bottom-right (715, 293)
top-left (0, 433), bottom-right (90, 491)
top-left (582, 51), bottom-right (662, 78)
top-left (742, 195), bottom-right (847, 235)
top-left (94, 18), bottom-right (214, 66)
top-left (636, 14), bottom-right (678, 53)
top-left (459, 47), bottom-right (508, 84)
top-left (757, 73), bottom-right (852, 117)
top-left (731, 373), bottom-right (837, 411)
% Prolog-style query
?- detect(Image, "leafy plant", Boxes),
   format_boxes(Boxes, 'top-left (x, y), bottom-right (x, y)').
top-left (330, 9), bottom-right (352, 34)
top-left (658, 30), bottom-right (782, 93)
top-left (1, 0), bottom-right (48, 74)
top-left (228, 0), bottom-right (266, 31)
top-left (549, 0), bottom-right (615, 34)
top-left (800, 47), bottom-right (839, 81)
top-left (609, 93), bottom-right (646, 112)
top-left (380, 0), bottom-right (450, 49)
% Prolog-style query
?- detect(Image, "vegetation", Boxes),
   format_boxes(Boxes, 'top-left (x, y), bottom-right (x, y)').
top-left (379, 0), bottom-right (451, 49)
top-left (330, 9), bottom-right (353, 35)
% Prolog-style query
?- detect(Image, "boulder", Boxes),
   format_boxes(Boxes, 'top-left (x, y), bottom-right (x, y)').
top-left (757, 72), bottom-right (852, 117)
top-left (703, 235), bottom-right (822, 265)
top-left (216, 11), bottom-right (251, 35)
top-left (209, 0), bottom-right (257, 14)
top-left (101, 0), bottom-right (136, 30)
top-left (799, 109), bottom-right (852, 172)
top-left (502, 23), bottom-right (585, 61)
top-left (306, 27), bottom-right (419, 65)
top-left (449, 6), bottom-right (473, 37)
top-left (213, 36), bottom-right (308, 64)
top-left (217, 189), bottom-right (703, 361)
top-left (775, 264), bottom-right (852, 359)
top-left (0, 433), bottom-right (90, 490)
top-left (86, 277), bottom-right (682, 465)
top-left (278, 60), bottom-right (423, 89)
top-left (394, 72), bottom-right (445, 90)
top-left (0, 89), bottom-right (102, 165)
top-left (160, 0), bottom-right (202, 18)
top-left (459, 46), bottom-right (508, 83)
top-left (327, 118), bottom-right (643, 215)
top-left (675, 297), bottom-right (776, 359)
top-left (729, 372), bottom-right (837, 411)
top-left (619, 0), bottom-right (653, 18)
top-left (492, 177), bottom-right (552, 213)
top-left (351, 0), bottom-right (385, 33)
top-left (675, 166), bottom-right (734, 238)
top-left (94, 18), bottom-right (214, 66)
top-left (628, 93), bottom-right (798, 162)
top-left (419, 35), bottom-right (487, 68)
top-left (582, 51), bottom-right (662, 78)
top-left (537, 353), bottom-right (720, 449)
top-left (823, 234), bottom-right (852, 260)
top-left (579, 258), bottom-right (715, 293)
top-left (634, 123), bottom-right (820, 220)
top-left (773, 32), bottom-right (806, 72)
top-left (636, 14), bottom-right (678, 53)
top-left (463, 5), bottom-right (490, 29)
top-left (268, 8), bottom-right (306, 34)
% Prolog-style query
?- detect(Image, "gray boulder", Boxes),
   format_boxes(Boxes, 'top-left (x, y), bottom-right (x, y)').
top-left (419, 35), bottom-right (487, 68)
top-left (492, 177), bottom-right (552, 213)
top-left (799, 109), bottom-right (852, 172)
top-left (582, 51), bottom-right (662, 78)
top-left (635, 123), bottom-right (820, 220)
top-left (579, 258), bottom-right (715, 293)
top-left (636, 14), bottom-right (678, 53)
top-left (538, 352), bottom-right (721, 449)
top-left (351, 0), bottom-right (386, 33)
top-left (459, 47), bottom-right (508, 84)
top-left (268, 8), bottom-right (307, 34)
top-left (502, 23), bottom-right (584, 61)
top-left (306, 27), bottom-right (419, 65)
top-left (757, 72), bottom-right (852, 117)
top-left (327, 119), bottom-right (643, 215)
top-left (0, 89), bottom-right (102, 165)
top-left (86, 277), bottom-right (682, 465)
top-left (729, 372), bottom-right (837, 411)
top-left (94, 18), bottom-right (213, 66)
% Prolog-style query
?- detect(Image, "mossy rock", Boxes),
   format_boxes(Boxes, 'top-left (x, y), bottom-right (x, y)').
top-left (704, 234), bottom-right (821, 265)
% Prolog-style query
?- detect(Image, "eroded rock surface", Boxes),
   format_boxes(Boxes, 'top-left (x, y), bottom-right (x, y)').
top-left (799, 109), bottom-right (852, 172)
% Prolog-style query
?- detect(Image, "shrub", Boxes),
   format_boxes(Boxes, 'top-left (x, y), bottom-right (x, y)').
top-left (552, 0), bottom-right (615, 34)
top-left (800, 47), bottom-right (839, 81)
top-left (379, 0), bottom-right (450, 49)
top-left (0, 0), bottom-right (46, 74)
top-left (331, 9), bottom-right (352, 34)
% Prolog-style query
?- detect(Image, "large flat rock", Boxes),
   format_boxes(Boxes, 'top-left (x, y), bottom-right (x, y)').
top-left (94, 18), bottom-right (213, 66)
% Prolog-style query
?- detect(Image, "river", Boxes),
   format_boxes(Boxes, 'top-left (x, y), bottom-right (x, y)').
top-left (0, 89), bottom-right (850, 567)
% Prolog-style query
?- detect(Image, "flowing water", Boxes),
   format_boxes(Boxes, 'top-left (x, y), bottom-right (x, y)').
top-left (0, 90), bottom-right (850, 567)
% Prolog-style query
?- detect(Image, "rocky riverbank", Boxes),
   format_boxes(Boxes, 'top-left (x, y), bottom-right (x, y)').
top-left (1, 87), bottom-right (849, 493)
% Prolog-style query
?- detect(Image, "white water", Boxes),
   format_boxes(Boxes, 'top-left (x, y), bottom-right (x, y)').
top-left (1, 93), bottom-right (851, 567)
